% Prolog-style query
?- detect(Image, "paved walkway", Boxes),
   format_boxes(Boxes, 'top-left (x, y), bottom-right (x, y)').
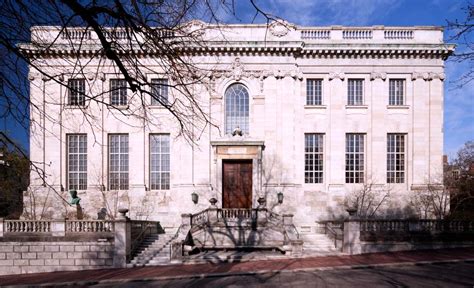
top-left (1, 247), bottom-right (474, 286)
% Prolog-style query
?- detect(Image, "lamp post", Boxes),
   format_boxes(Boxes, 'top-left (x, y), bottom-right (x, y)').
top-left (277, 191), bottom-right (284, 204)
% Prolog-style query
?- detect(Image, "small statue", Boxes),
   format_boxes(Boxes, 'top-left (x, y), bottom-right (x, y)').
top-left (97, 208), bottom-right (107, 220)
top-left (69, 189), bottom-right (81, 205)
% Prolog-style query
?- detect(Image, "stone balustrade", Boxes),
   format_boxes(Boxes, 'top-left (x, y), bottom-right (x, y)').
top-left (29, 24), bottom-right (443, 47)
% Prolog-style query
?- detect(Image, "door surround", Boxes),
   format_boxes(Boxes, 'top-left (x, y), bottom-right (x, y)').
top-left (210, 140), bottom-right (264, 208)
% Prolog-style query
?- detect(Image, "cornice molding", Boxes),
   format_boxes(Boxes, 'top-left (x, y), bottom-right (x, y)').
top-left (20, 44), bottom-right (453, 60)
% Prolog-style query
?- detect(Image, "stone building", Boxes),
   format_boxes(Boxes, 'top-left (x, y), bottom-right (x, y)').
top-left (22, 21), bottom-right (453, 232)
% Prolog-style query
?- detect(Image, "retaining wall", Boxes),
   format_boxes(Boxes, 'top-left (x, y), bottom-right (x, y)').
top-left (0, 240), bottom-right (114, 275)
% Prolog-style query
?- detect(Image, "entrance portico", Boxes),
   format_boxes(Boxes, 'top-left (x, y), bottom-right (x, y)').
top-left (210, 139), bottom-right (265, 209)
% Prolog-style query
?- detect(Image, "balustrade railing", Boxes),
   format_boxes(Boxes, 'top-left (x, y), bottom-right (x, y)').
top-left (218, 208), bottom-right (256, 220)
top-left (384, 30), bottom-right (414, 39)
top-left (301, 29), bottom-right (331, 39)
top-left (191, 209), bottom-right (209, 227)
top-left (360, 219), bottom-right (474, 233)
top-left (342, 29), bottom-right (373, 39)
top-left (66, 220), bottom-right (115, 233)
top-left (5, 220), bottom-right (51, 233)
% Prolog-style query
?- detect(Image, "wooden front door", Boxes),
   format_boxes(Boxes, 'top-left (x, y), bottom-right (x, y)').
top-left (222, 160), bottom-right (252, 208)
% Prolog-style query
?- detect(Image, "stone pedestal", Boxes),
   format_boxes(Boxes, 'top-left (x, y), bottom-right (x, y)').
top-left (51, 220), bottom-right (66, 237)
top-left (113, 209), bottom-right (131, 268)
top-left (343, 210), bottom-right (361, 255)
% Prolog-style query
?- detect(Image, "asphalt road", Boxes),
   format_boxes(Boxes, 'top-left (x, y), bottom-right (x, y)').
top-left (89, 262), bottom-right (474, 287)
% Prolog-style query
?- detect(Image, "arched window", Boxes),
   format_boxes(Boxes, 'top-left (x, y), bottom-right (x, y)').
top-left (225, 83), bottom-right (249, 134)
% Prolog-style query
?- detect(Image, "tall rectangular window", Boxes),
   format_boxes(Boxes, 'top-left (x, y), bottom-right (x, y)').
top-left (68, 79), bottom-right (86, 106)
top-left (67, 134), bottom-right (87, 190)
top-left (150, 134), bottom-right (170, 190)
top-left (151, 79), bottom-right (168, 105)
top-left (110, 79), bottom-right (127, 106)
top-left (347, 79), bottom-right (364, 105)
top-left (305, 134), bottom-right (324, 183)
top-left (306, 79), bottom-right (322, 105)
top-left (387, 134), bottom-right (405, 183)
top-left (109, 134), bottom-right (129, 190)
top-left (346, 134), bottom-right (365, 183)
top-left (389, 79), bottom-right (405, 106)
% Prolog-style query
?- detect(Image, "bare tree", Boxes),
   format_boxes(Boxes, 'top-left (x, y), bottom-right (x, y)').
top-left (446, 3), bottom-right (473, 87)
top-left (344, 176), bottom-right (392, 219)
top-left (0, 0), bottom-right (275, 215)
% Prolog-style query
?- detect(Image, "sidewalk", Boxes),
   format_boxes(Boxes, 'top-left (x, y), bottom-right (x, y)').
top-left (1, 247), bottom-right (474, 286)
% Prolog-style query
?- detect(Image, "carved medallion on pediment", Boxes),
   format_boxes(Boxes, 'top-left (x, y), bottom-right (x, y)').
top-left (269, 20), bottom-right (295, 38)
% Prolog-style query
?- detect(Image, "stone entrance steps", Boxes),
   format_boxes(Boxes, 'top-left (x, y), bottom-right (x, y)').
top-left (300, 233), bottom-right (342, 256)
top-left (127, 232), bottom-right (177, 267)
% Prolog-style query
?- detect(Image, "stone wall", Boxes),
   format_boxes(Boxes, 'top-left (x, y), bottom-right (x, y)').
top-left (0, 240), bottom-right (114, 275)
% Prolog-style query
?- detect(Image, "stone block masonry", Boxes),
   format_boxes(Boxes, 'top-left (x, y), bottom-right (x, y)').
top-left (0, 241), bottom-right (114, 275)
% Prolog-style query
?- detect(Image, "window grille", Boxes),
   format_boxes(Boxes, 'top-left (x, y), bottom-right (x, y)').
top-left (68, 79), bottom-right (86, 106)
top-left (225, 83), bottom-right (249, 134)
top-left (151, 79), bottom-right (168, 105)
top-left (306, 79), bottom-right (322, 105)
top-left (387, 134), bottom-right (405, 183)
top-left (109, 134), bottom-right (129, 190)
top-left (347, 79), bottom-right (364, 105)
top-left (389, 79), bottom-right (405, 106)
top-left (346, 134), bottom-right (365, 183)
top-left (67, 134), bottom-right (87, 190)
top-left (150, 134), bottom-right (170, 190)
top-left (110, 79), bottom-right (127, 106)
top-left (305, 134), bottom-right (324, 183)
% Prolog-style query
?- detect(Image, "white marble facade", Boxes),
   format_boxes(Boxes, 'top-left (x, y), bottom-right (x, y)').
top-left (24, 21), bottom-right (453, 230)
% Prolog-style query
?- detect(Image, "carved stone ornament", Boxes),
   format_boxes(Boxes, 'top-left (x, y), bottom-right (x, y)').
top-left (328, 72), bottom-right (345, 81)
top-left (370, 72), bottom-right (387, 81)
top-left (429, 72), bottom-right (445, 81)
top-left (269, 20), bottom-right (295, 38)
top-left (411, 72), bottom-right (430, 81)
top-left (183, 19), bottom-right (207, 37)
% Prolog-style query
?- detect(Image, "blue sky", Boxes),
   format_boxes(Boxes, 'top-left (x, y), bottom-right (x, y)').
top-left (2, 0), bottom-right (473, 159)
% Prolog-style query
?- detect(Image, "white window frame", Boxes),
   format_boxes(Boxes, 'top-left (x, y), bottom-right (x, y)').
top-left (149, 134), bottom-right (170, 190)
top-left (387, 133), bottom-right (406, 183)
top-left (151, 78), bottom-right (169, 105)
top-left (225, 83), bottom-right (250, 134)
top-left (67, 79), bottom-right (86, 106)
top-left (305, 133), bottom-right (324, 184)
top-left (347, 79), bottom-right (364, 106)
top-left (108, 134), bottom-right (129, 190)
top-left (306, 79), bottom-right (323, 105)
top-left (67, 134), bottom-right (87, 190)
top-left (345, 133), bottom-right (365, 183)
top-left (389, 79), bottom-right (405, 106)
top-left (110, 79), bottom-right (127, 106)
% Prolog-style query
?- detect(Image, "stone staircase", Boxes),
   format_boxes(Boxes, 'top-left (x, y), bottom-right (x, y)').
top-left (128, 231), bottom-right (177, 267)
top-left (300, 232), bottom-right (342, 256)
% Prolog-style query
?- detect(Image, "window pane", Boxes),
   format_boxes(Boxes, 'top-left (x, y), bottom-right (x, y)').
top-left (389, 79), bottom-right (405, 106)
top-left (68, 79), bottom-right (86, 106)
top-left (306, 79), bottom-right (322, 105)
top-left (109, 134), bottom-right (129, 190)
top-left (151, 79), bottom-right (169, 105)
top-left (110, 79), bottom-right (127, 106)
top-left (225, 83), bottom-right (249, 134)
top-left (345, 134), bottom-right (365, 183)
top-left (347, 79), bottom-right (364, 105)
top-left (67, 134), bottom-right (87, 190)
top-left (150, 134), bottom-right (170, 190)
top-left (387, 134), bottom-right (405, 183)
top-left (304, 134), bottom-right (324, 183)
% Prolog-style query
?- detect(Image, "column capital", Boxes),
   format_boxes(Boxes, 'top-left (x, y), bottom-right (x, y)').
top-left (329, 72), bottom-right (345, 81)
top-left (370, 72), bottom-right (387, 81)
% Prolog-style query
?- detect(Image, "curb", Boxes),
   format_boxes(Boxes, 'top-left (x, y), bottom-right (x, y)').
top-left (5, 258), bottom-right (474, 287)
